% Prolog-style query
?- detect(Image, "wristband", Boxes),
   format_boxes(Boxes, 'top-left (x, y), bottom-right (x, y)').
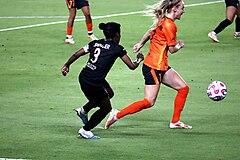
top-left (136, 58), bottom-right (143, 64)
top-left (134, 58), bottom-right (143, 64)
top-left (175, 44), bottom-right (181, 50)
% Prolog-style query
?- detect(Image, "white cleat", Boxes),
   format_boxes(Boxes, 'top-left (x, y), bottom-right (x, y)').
top-left (74, 108), bottom-right (88, 124)
top-left (233, 31), bottom-right (240, 38)
top-left (88, 34), bottom-right (98, 41)
top-left (65, 36), bottom-right (75, 44)
top-left (78, 128), bottom-right (100, 139)
top-left (105, 109), bottom-right (119, 129)
top-left (208, 31), bottom-right (219, 43)
top-left (169, 121), bottom-right (192, 129)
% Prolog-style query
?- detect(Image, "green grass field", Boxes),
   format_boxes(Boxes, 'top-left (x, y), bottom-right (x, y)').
top-left (1, 0), bottom-right (240, 159)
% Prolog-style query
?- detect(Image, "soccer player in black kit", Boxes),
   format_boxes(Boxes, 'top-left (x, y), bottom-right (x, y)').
top-left (208, 0), bottom-right (240, 42)
top-left (61, 22), bottom-right (144, 139)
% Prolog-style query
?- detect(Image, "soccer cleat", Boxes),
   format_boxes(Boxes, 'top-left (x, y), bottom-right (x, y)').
top-left (233, 32), bottom-right (240, 38)
top-left (208, 31), bottom-right (219, 43)
top-left (88, 34), bottom-right (98, 41)
top-left (78, 128), bottom-right (100, 139)
top-left (74, 108), bottom-right (88, 124)
top-left (169, 121), bottom-right (192, 129)
top-left (105, 109), bottom-right (119, 129)
top-left (65, 36), bottom-right (75, 44)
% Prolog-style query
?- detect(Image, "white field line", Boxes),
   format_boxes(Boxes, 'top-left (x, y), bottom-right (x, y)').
top-left (0, 0), bottom-right (224, 32)
top-left (0, 16), bottom-right (72, 19)
top-left (0, 158), bottom-right (29, 160)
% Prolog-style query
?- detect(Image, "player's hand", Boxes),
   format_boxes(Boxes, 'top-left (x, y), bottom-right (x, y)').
top-left (61, 66), bottom-right (69, 76)
top-left (133, 43), bottom-right (143, 53)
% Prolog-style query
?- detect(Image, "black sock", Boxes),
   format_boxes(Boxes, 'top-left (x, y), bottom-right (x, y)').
top-left (82, 101), bottom-right (97, 113)
top-left (235, 17), bottom-right (240, 32)
top-left (214, 19), bottom-right (232, 34)
top-left (83, 98), bottom-right (112, 131)
top-left (83, 109), bottom-right (107, 131)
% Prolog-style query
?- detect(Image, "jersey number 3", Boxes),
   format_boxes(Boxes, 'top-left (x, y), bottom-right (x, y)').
top-left (90, 48), bottom-right (101, 63)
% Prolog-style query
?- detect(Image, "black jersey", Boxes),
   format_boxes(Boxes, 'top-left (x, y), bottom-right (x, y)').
top-left (80, 39), bottom-right (127, 86)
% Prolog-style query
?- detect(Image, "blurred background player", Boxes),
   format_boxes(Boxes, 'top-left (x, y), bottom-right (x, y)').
top-left (65, 0), bottom-right (98, 44)
top-left (208, 0), bottom-right (240, 42)
top-left (61, 22), bottom-right (144, 139)
top-left (105, 0), bottom-right (192, 130)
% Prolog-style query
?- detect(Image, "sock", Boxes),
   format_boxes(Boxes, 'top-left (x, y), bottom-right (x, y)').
top-left (80, 108), bottom-right (87, 115)
top-left (171, 86), bottom-right (189, 123)
top-left (82, 101), bottom-right (97, 113)
top-left (86, 23), bottom-right (93, 35)
top-left (84, 97), bottom-right (112, 131)
top-left (67, 27), bottom-right (73, 36)
top-left (214, 19), bottom-right (232, 34)
top-left (116, 98), bottom-right (151, 119)
top-left (84, 108), bottom-right (108, 131)
top-left (235, 17), bottom-right (240, 32)
top-left (66, 35), bottom-right (72, 39)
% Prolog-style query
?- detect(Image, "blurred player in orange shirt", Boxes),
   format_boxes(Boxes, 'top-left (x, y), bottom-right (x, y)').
top-left (65, 0), bottom-right (98, 44)
top-left (105, 0), bottom-right (192, 129)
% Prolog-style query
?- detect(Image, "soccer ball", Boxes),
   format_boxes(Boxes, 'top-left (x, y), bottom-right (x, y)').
top-left (207, 81), bottom-right (227, 101)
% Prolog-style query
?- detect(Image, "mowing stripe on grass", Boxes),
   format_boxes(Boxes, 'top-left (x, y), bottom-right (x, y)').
top-left (0, 0), bottom-right (224, 32)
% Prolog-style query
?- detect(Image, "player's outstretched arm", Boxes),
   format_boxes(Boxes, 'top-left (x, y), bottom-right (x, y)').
top-left (61, 48), bottom-right (87, 76)
top-left (121, 53), bottom-right (144, 70)
top-left (133, 29), bottom-right (152, 52)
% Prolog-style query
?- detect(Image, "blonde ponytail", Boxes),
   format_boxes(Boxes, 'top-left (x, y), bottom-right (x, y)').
top-left (145, 0), bottom-right (182, 26)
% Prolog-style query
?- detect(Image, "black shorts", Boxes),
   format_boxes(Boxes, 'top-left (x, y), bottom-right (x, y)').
top-left (79, 78), bottom-right (110, 103)
top-left (142, 64), bottom-right (171, 85)
top-left (225, 0), bottom-right (239, 8)
top-left (66, 0), bottom-right (89, 9)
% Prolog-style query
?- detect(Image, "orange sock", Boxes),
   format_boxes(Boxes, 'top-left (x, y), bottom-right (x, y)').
top-left (171, 86), bottom-right (189, 123)
top-left (116, 98), bottom-right (151, 119)
top-left (86, 23), bottom-right (93, 34)
top-left (67, 26), bottom-right (73, 35)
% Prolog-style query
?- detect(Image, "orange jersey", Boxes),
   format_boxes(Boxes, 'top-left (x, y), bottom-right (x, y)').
top-left (144, 18), bottom-right (177, 71)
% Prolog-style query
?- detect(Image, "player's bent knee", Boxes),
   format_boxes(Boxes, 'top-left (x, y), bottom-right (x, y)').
top-left (178, 85), bottom-right (189, 96)
top-left (108, 90), bottom-right (114, 99)
top-left (144, 98), bottom-right (154, 108)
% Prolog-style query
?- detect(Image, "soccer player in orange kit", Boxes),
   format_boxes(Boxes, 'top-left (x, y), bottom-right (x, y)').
top-left (105, 0), bottom-right (192, 129)
top-left (65, 0), bottom-right (97, 44)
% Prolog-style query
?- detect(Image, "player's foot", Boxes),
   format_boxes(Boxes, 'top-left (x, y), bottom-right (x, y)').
top-left (78, 128), bottom-right (100, 139)
top-left (74, 108), bottom-right (88, 124)
top-left (88, 34), bottom-right (98, 41)
top-left (105, 109), bottom-right (119, 129)
top-left (208, 31), bottom-right (219, 43)
top-left (234, 31), bottom-right (240, 38)
top-left (65, 36), bottom-right (75, 44)
top-left (169, 121), bottom-right (192, 129)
